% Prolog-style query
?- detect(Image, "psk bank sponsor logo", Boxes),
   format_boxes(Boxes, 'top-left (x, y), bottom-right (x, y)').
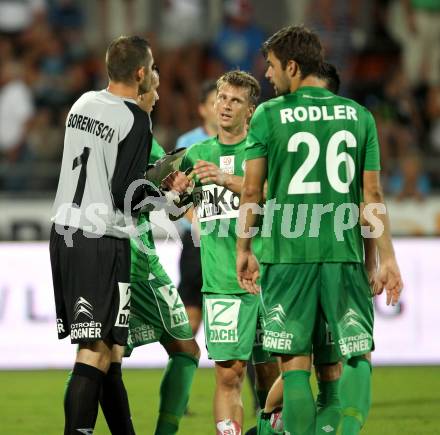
top-left (263, 304), bottom-right (293, 351)
top-left (206, 299), bottom-right (240, 343)
top-left (71, 297), bottom-right (102, 340)
top-left (193, 184), bottom-right (240, 222)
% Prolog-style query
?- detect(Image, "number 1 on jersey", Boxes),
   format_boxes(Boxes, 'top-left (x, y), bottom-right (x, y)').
top-left (72, 147), bottom-right (90, 207)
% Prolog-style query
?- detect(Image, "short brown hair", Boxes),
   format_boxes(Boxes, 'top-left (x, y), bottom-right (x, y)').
top-left (106, 35), bottom-right (151, 83)
top-left (262, 25), bottom-right (323, 79)
top-left (216, 70), bottom-right (261, 106)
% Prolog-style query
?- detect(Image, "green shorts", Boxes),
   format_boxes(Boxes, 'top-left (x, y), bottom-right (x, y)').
top-left (203, 292), bottom-right (273, 364)
top-left (261, 263), bottom-right (374, 361)
top-left (125, 255), bottom-right (193, 356)
top-left (312, 310), bottom-right (339, 365)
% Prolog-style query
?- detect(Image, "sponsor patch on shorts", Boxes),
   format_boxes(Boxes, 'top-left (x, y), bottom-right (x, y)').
top-left (206, 298), bottom-right (240, 343)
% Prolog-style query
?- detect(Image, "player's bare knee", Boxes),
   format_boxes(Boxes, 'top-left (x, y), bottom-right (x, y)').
top-left (183, 339), bottom-right (201, 359)
top-left (362, 352), bottom-right (371, 362)
top-left (255, 361), bottom-right (280, 390)
top-left (111, 344), bottom-right (125, 363)
top-left (281, 354), bottom-right (312, 372)
top-left (77, 340), bottom-right (112, 372)
top-left (164, 338), bottom-right (200, 359)
top-left (216, 360), bottom-right (246, 390)
top-left (348, 353), bottom-right (371, 364)
top-left (315, 362), bottom-right (342, 381)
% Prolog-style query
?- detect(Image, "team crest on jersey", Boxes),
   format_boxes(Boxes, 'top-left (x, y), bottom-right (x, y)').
top-left (219, 155), bottom-right (235, 174)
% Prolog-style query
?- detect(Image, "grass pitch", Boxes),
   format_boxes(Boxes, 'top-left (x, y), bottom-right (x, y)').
top-left (2, 366), bottom-right (440, 434)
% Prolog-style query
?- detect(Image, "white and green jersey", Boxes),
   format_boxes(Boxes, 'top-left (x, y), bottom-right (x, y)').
top-left (246, 86), bottom-right (381, 264)
top-left (181, 137), bottom-right (261, 295)
top-left (51, 90), bottom-right (152, 238)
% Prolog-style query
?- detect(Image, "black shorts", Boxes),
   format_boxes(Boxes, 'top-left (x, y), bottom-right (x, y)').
top-left (178, 230), bottom-right (203, 309)
top-left (49, 224), bottom-right (131, 345)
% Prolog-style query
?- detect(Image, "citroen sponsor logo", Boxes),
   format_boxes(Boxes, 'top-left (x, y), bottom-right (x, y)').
top-left (73, 297), bottom-right (93, 321)
top-left (266, 304), bottom-right (286, 328)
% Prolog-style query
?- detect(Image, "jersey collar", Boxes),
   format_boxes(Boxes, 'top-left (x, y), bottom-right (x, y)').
top-left (216, 135), bottom-right (247, 148)
top-left (293, 86), bottom-right (334, 98)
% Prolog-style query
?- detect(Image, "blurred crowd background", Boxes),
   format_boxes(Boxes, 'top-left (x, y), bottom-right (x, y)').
top-left (0, 0), bottom-right (439, 208)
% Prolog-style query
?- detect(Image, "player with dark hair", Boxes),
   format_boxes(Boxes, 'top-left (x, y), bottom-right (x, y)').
top-left (50, 35), bottom-right (189, 434)
top-left (237, 25), bottom-right (403, 435)
top-left (316, 62), bottom-right (340, 94)
top-left (180, 70), bottom-right (279, 435)
top-left (246, 61), bottom-right (378, 435)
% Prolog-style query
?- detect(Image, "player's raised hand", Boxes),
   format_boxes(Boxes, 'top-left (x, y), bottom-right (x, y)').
top-left (161, 171), bottom-right (190, 194)
top-left (193, 160), bottom-right (227, 186)
top-left (377, 258), bottom-right (403, 306)
top-left (236, 250), bottom-right (260, 294)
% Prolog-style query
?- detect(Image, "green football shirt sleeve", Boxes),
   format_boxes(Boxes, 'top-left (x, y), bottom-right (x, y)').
top-left (149, 137), bottom-right (166, 164)
top-left (364, 112), bottom-right (381, 171)
top-left (245, 104), bottom-right (269, 160)
top-left (180, 148), bottom-right (195, 173)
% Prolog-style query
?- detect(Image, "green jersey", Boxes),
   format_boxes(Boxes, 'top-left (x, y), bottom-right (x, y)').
top-left (245, 86), bottom-right (380, 264)
top-left (131, 138), bottom-right (166, 281)
top-left (181, 136), bottom-right (260, 294)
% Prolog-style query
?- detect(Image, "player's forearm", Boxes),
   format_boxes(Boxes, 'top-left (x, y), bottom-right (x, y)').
top-left (360, 202), bottom-right (377, 270)
top-left (363, 188), bottom-right (396, 263)
top-left (363, 237), bottom-right (377, 271)
top-left (223, 174), bottom-right (244, 194)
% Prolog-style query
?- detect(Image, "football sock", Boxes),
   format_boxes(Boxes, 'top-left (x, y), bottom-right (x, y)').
top-left (216, 419), bottom-right (241, 434)
top-left (257, 409), bottom-right (284, 435)
top-left (315, 378), bottom-right (341, 434)
top-left (64, 362), bottom-right (104, 435)
top-left (256, 390), bottom-right (269, 410)
top-left (338, 357), bottom-right (372, 434)
top-left (282, 370), bottom-right (316, 435)
top-left (155, 352), bottom-right (199, 435)
top-left (99, 362), bottom-right (135, 434)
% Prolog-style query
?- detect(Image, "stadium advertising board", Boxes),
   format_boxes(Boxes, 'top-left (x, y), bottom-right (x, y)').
top-left (0, 239), bottom-right (439, 368)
